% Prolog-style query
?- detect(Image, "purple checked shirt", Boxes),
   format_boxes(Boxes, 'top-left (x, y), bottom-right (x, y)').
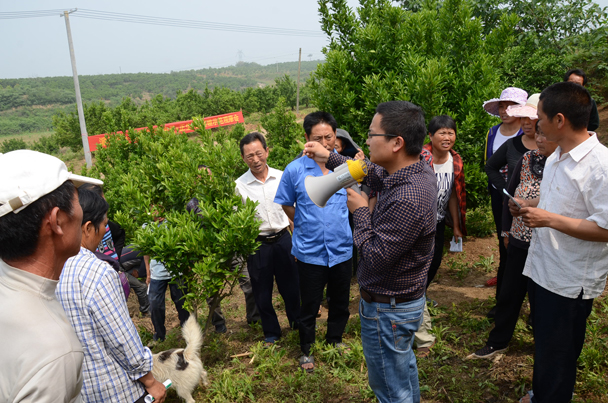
top-left (327, 153), bottom-right (437, 300)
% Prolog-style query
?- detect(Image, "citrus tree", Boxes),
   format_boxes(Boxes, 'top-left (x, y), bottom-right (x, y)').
top-left (88, 124), bottom-right (260, 329)
top-left (312, 0), bottom-right (520, 207)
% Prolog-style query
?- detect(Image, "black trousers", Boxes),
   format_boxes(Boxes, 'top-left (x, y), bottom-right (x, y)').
top-left (297, 258), bottom-right (352, 356)
top-left (149, 278), bottom-right (190, 341)
top-left (490, 186), bottom-right (507, 299)
top-left (247, 232), bottom-right (301, 341)
top-left (529, 280), bottom-right (593, 403)
top-left (426, 219), bottom-right (446, 287)
top-left (487, 243), bottom-right (529, 349)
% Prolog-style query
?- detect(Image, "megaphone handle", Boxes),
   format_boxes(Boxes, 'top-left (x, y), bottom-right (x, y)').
top-left (349, 183), bottom-right (361, 195)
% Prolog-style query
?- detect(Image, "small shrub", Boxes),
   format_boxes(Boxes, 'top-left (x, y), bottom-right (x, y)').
top-left (466, 205), bottom-right (495, 237)
top-left (0, 138), bottom-right (28, 153)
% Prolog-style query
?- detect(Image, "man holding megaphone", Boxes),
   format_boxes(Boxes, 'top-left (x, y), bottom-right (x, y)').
top-left (274, 112), bottom-right (355, 374)
top-left (303, 101), bottom-right (437, 403)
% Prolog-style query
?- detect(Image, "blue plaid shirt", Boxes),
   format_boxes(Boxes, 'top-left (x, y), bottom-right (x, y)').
top-left (327, 153), bottom-right (437, 299)
top-left (57, 247), bottom-right (152, 403)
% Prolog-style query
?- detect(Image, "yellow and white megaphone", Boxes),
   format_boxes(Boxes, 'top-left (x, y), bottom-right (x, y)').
top-left (305, 160), bottom-right (368, 208)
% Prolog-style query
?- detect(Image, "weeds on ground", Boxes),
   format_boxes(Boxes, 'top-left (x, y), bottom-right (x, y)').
top-left (473, 254), bottom-right (495, 273)
top-left (446, 252), bottom-right (472, 281)
top-left (140, 269), bottom-right (608, 403)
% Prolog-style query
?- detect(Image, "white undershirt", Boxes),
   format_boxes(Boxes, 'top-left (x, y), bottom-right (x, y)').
top-left (433, 153), bottom-right (454, 222)
top-left (492, 126), bottom-right (514, 153)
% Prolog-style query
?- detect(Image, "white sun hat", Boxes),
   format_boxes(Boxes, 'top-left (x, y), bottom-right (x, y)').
top-left (506, 93), bottom-right (540, 119)
top-left (482, 87), bottom-right (528, 117)
top-left (0, 150), bottom-right (103, 217)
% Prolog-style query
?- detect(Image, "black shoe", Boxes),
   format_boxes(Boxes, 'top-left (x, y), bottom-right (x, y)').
top-left (466, 345), bottom-right (507, 359)
top-left (215, 324), bottom-right (227, 334)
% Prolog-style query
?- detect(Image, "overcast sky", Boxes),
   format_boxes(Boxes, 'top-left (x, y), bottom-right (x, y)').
top-left (1, 0), bottom-right (607, 79)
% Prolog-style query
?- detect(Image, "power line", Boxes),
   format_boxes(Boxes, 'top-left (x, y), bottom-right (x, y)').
top-left (0, 9), bottom-right (326, 37)
top-left (0, 9), bottom-right (65, 19)
top-left (75, 9), bottom-right (325, 37)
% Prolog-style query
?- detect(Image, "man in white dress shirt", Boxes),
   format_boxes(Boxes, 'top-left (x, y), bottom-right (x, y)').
top-left (235, 132), bottom-right (301, 345)
top-left (513, 82), bottom-right (608, 403)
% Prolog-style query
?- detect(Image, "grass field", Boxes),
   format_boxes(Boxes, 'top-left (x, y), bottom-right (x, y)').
top-left (131, 234), bottom-right (608, 403)
top-left (0, 130), bottom-right (53, 144)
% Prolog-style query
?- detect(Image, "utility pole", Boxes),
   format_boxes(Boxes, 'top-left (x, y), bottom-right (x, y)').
top-left (296, 48), bottom-right (301, 114)
top-left (62, 9), bottom-right (92, 168)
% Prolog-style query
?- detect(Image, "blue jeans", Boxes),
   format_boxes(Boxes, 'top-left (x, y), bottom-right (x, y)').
top-left (359, 295), bottom-right (425, 403)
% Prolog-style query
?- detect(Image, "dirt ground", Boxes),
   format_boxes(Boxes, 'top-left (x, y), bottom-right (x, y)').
top-left (127, 236), bottom-right (501, 341)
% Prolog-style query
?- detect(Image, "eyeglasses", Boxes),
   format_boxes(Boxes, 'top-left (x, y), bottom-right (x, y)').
top-left (367, 133), bottom-right (400, 139)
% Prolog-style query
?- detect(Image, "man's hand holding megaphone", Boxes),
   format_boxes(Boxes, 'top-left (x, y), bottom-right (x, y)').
top-left (304, 142), bottom-right (369, 214)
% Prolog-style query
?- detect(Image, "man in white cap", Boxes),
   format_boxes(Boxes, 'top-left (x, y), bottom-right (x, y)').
top-left (0, 150), bottom-right (102, 402)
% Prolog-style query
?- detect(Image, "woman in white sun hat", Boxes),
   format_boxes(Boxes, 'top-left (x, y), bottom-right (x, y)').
top-left (481, 87), bottom-right (527, 318)
top-left (486, 94), bottom-right (540, 195)
top-left (470, 98), bottom-right (558, 361)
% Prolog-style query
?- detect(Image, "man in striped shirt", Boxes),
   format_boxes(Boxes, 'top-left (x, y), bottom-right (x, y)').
top-left (304, 101), bottom-right (437, 403)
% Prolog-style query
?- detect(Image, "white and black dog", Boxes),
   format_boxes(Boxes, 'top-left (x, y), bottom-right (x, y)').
top-left (152, 315), bottom-right (209, 403)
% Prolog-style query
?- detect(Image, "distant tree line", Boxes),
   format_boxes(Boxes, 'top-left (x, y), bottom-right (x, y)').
top-left (0, 74), bottom-right (312, 153)
top-left (0, 60), bottom-right (321, 136)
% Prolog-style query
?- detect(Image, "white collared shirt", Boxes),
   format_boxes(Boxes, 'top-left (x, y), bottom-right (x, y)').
top-left (523, 133), bottom-right (608, 299)
top-left (235, 166), bottom-right (290, 235)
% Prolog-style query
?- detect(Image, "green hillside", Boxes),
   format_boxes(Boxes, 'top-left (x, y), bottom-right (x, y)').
top-left (0, 60), bottom-right (322, 136)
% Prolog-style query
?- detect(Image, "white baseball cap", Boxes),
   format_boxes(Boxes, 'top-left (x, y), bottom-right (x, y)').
top-left (0, 150), bottom-right (103, 218)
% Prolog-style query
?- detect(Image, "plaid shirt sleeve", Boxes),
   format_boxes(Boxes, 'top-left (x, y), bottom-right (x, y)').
top-left (90, 269), bottom-right (153, 381)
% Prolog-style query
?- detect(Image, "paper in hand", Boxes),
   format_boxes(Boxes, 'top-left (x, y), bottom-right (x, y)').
top-left (449, 236), bottom-right (463, 252)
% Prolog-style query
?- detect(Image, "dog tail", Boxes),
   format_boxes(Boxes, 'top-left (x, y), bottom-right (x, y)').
top-left (182, 315), bottom-right (203, 362)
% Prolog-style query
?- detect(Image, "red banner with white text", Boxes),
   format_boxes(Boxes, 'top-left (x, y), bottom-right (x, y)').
top-left (87, 111), bottom-right (244, 152)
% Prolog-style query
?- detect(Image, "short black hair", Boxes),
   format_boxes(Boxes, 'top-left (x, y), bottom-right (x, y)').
top-left (0, 181), bottom-right (76, 261)
top-left (79, 183), bottom-right (104, 198)
top-left (303, 111), bottom-right (337, 136)
top-left (564, 69), bottom-right (587, 86)
top-left (239, 132), bottom-right (267, 155)
top-left (428, 115), bottom-right (457, 136)
top-left (375, 101), bottom-right (426, 156)
top-left (78, 187), bottom-right (109, 233)
top-left (540, 82), bottom-right (592, 131)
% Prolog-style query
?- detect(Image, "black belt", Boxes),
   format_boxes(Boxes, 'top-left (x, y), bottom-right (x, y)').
top-left (360, 288), bottom-right (412, 304)
top-left (256, 228), bottom-right (288, 244)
